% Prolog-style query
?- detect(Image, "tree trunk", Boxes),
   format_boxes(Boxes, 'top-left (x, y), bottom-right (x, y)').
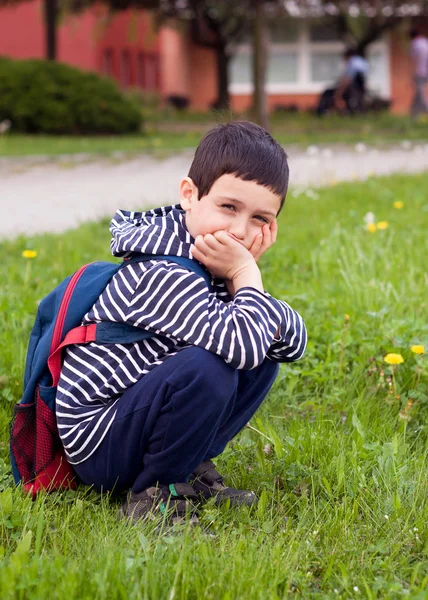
top-left (44, 0), bottom-right (57, 61)
top-left (213, 44), bottom-right (230, 110)
top-left (252, 0), bottom-right (268, 130)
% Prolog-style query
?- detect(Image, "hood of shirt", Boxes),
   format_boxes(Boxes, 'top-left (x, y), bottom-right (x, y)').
top-left (110, 205), bottom-right (194, 259)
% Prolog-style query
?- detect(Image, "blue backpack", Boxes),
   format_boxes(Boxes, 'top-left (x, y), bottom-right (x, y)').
top-left (10, 254), bottom-right (210, 496)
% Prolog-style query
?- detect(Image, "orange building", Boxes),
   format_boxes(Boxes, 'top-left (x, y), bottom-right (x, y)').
top-left (0, 3), bottom-right (426, 115)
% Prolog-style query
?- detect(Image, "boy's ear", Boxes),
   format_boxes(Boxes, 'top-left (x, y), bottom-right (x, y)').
top-left (180, 177), bottom-right (198, 211)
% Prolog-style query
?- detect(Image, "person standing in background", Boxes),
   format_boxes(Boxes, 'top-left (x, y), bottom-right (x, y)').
top-left (409, 28), bottom-right (428, 118)
top-left (334, 49), bottom-right (369, 113)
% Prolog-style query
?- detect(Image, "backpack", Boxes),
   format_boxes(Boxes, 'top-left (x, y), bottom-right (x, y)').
top-left (10, 254), bottom-right (210, 497)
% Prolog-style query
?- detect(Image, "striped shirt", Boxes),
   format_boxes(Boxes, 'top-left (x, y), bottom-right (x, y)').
top-left (56, 205), bottom-right (307, 464)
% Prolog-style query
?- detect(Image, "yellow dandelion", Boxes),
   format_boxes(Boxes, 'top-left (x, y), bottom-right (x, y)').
top-left (393, 201), bottom-right (404, 209)
top-left (22, 250), bottom-right (37, 259)
top-left (384, 353), bottom-right (404, 365)
top-left (376, 221), bottom-right (389, 230)
top-left (410, 345), bottom-right (424, 355)
top-left (366, 222), bottom-right (377, 233)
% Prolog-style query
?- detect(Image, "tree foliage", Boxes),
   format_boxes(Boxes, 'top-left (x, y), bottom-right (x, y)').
top-left (288, 1), bottom-right (428, 54)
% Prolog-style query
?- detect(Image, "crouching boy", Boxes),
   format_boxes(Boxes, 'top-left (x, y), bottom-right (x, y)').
top-left (55, 121), bottom-right (307, 525)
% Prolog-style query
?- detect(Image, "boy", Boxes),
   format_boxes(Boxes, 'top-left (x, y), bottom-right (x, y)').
top-left (56, 121), bottom-right (307, 526)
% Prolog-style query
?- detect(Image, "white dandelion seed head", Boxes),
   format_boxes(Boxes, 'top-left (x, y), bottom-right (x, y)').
top-left (0, 119), bottom-right (12, 134)
top-left (321, 148), bottom-right (333, 158)
top-left (306, 145), bottom-right (319, 156)
top-left (355, 143), bottom-right (367, 153)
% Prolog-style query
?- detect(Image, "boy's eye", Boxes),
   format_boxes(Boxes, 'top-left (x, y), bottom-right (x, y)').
top-left (221, 204), bottom-right (269, 224)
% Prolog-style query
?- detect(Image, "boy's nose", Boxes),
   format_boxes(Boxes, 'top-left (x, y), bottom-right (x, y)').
top-left (229, 220), bottom-right (247, 241)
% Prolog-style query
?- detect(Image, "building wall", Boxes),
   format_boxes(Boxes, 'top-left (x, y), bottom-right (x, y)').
top-left (58, 11), bottom-right (99, 70)
top-left (389, 29), bottom-right (412, 114)
top-left (0, 3), bottom-right (160, 91)
top-left (231, 92), bottom-right (317, 113)
top-left (189, 44), bottom-right (217, 110)
top-left (0, 0), bottom-right (98, 69)
top-left (159, 24), bottom-right (191, 97)
top-left (0, 1), bottom-right (45, 59)
top-left (96, 10), bottom-right (160, 89)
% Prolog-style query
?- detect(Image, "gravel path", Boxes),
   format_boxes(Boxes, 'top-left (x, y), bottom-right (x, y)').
top-left (1, 142), bottom-right (427, 239)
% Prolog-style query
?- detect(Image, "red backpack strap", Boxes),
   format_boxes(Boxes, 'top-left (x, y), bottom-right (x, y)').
top-left (48, 324), bottom-right (97, 387)
top-left (47, 263), bottom-right (94, 387)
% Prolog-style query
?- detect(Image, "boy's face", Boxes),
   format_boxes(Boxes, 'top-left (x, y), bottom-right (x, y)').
top-left (180, 174), bottom-right (282, 250)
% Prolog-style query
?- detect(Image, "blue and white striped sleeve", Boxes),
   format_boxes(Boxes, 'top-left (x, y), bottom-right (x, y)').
top-left (209, 280), bottom-right (306, 363)
top-left (124, 263), bottom-right (285, 370)
top-left (262, 294), bottom-right (307, 362)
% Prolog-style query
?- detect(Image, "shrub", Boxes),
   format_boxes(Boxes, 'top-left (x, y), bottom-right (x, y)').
top-left (0, 57), bottom-right (142, 134)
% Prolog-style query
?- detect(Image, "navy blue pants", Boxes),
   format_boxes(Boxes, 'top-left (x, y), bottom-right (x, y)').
top-left (73, 347), bottom-right (279, 493)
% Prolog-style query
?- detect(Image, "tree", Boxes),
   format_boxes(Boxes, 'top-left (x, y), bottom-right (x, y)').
top-left (45, 0), bottom-right (57, 60)
top-left (106, 0), bottom-right (278, 118)
top-left (156, 1), bottom-right (251, 110)
top-left (0, 0), bottom-right (58, 59)
top-left (252, 0), bottom-right (269, 128)
top-left (158, 1), bottom-right (284, 125)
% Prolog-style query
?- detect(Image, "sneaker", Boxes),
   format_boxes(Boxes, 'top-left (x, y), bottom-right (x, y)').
top-left (118, 482), bottom-right (200, 527)
top-left (190, 460), bottom-right (258, 507)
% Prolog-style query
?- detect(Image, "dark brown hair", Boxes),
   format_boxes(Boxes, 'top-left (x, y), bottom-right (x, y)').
top-left (188, 121), bottom-right (289, 211)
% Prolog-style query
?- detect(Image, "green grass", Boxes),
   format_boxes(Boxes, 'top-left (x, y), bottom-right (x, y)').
top-left (1, 173), bottom-right (428, 598)
top-left (0, 111), bottom-right (427, 156)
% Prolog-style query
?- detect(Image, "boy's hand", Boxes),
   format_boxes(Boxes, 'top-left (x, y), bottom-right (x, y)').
top-left (249, 221), bottom-right (278, 262)
top-left (192, 230), bottom-right (257, 281)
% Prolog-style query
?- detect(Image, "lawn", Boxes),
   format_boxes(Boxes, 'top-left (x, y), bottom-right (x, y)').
top-left (1, 111), bottom-right (427, 156)
top-left (0, 173), bottom-right (427, 598)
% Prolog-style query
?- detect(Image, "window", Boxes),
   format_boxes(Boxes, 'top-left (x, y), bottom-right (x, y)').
top-left (230, 52), bottom-right (251, 85)
top-left (366, 51), bottom-right (389, 94)
top-left (145, 54), bottom-right (158, 91)
top-left (310, 52), bottom-right (343, 82)
top-left (136, 52), bottom-right (158, 90)
top-left (268, 49), bottom-right (298, 83)
top-left (231, 20), bottom-right (300, 90)
top-left (120, 50), bottom-right (131, 87)
top-left (102, 48), bottom-right (113, 77)
top-left (137, 52), bottom-right (145, 88)
top-left (229, 20), bottom-right (390, 97)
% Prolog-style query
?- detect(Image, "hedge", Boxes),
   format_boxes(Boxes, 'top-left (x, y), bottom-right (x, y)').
top-left (0, 57), bottom-right (142, 134)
